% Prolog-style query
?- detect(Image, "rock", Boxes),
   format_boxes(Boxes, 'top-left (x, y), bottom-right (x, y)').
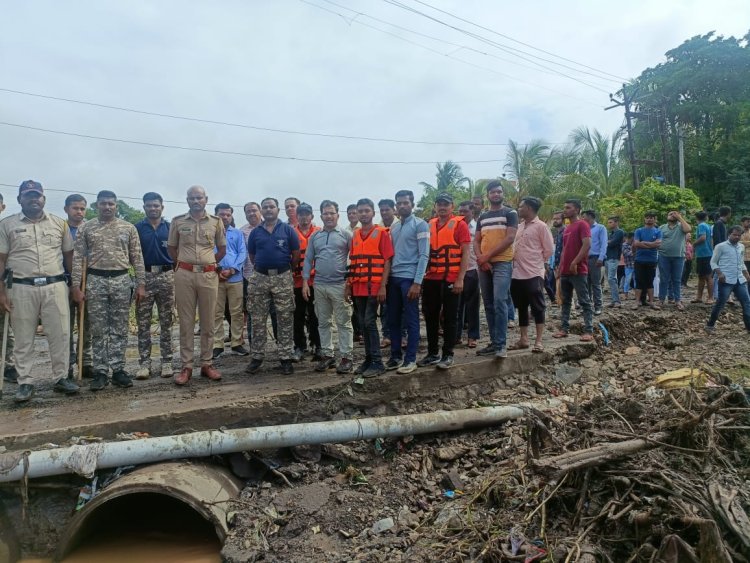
top-left (434, 506), bottom-right (463, 531)
top-left (624, 346), bottom-right (641, 355)
top-left (371, 517), bottom-right (395, 535)
top-left (580, 358), bottom-right (597, 368)
top-left (435, 445), bottom-right (469, 462)
top-left (397, 506), bottom-right (419, 529)
top-left (555, 365), bottom-right (583, 385)
top-left (441, 470), bottom-right (464, 491)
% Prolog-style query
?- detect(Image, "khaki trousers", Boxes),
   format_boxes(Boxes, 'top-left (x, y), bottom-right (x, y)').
top-left (175, 268), bottom-right (218, 368)
top-left (214, 280), bottom-right (244, 348)
top-left (11, 282), bottom-right (70, 385)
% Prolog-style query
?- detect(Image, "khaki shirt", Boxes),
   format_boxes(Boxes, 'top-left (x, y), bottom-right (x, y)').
top-left (72, 218), bottom-right (146, 286)
top-left (168, 212), bottom-right (226, 264)
top-left (0, 212), bottom-right (73, 278)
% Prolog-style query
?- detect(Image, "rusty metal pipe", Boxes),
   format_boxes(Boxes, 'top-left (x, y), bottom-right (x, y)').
top-left (0, 402), bottom-right (558, 482)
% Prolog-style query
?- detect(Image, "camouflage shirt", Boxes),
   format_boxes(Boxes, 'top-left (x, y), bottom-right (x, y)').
top-left (72, 218), bottom-right (146, 286)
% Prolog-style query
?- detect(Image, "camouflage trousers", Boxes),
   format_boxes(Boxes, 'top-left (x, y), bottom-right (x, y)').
top-left (0, 310), bottom-right (15, 369)
top-left (248, 270), bottom-right (294, 361)
top-left (86, 273), bottom-right (132, 375)
top-left (136, 270), bottom-right (174, 367)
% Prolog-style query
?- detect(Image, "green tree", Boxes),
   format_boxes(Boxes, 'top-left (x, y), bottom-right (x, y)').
top-left (417, 161), bottom-right (473, 218)
top-left (597, 179), bottom-right (702, 232)
top-left (85, 200), bottom-right (145, 224)
top-left (503, 139), bottom-right (552, 207)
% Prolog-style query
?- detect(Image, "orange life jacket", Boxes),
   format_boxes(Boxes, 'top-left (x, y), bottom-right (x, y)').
top-left (294, 225), bottom-right (320, 286)
top-left (427, 216), bottom-right (462, 279)
top-left (348, 226), bottom-right (387, 287)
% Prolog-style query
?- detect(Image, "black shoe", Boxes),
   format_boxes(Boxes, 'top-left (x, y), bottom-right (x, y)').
top-left (436, 355), bottom-right (454, 370)
top-left (245, 358), bottom-right (263, 374)
top-left (336, 358), bottom-right (353, 374)
top-left (14, 384), bottom-right (34, 403)
top-left (231, 345), bottom-right (249, 356)
top-left (476, 344), bottom-right (496, 356)
top-left (3, 366), bottom-right (18, 383)
top-left (81, 365), bottom-right (94, 379)
top-left (112, 370), bottom-right (133, 388)
top-left (355, 360), bottom-right (371, 375)
top-left (385, 358), bottom-right (403, 371)
top-left (212, 348), bottom-right (224, 360)
top-left (89, 373), bottom-right (109, 391)
top-left (53, 378), bottom-right (80, 395)
top-left (292, 348), bottom-right (305, 363)
top-left (362, 363), bottom-right (386, 378)
top-left (417, 354), bottom-right (441, 367)
top-left (315, 357), bottom-right (336, 372)
top-left (280, 360), bottom-right (294, 375)
top-left (312, 347), bottom-right (324, 362)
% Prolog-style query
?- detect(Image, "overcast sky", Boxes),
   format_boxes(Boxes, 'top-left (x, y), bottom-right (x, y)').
top-left (0, 0), bottom-right (747, 220)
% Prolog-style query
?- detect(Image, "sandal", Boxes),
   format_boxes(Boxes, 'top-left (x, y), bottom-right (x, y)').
top-left (650, 303), bottom-right (661, 310)
top-left (467, 339), bottom-right (477, 349)
top-left (532, 344), bottom-right (544, 353)
top-left (508, 342), bottom-right (530, 350)
top-left (552, 331), bottom-right (569, 339)
top-left (580, 334), bottom-right (594, 342)
top-left (676, 302), bottom-right (685, 311)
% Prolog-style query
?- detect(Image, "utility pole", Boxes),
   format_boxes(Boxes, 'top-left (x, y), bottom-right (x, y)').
top-left (657, 107), bottom-right (672, 185)
top-left (677, 123), bottom-right (685, 188)
top-left (606, 84), bottom-right (640, 189)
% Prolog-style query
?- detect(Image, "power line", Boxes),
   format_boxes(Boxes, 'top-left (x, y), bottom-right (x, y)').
top-left (0, 121), bottom-right (519, 165)
top-left (408, 0), bottom-right (629, 82)
top-left (379, 0), bottom-right (616, 93)
top-left (0, 183), bottom-right (197, 208)
top-left (300, 1), bottom-right (605, 108)
top-left (0, 87), bottom-right (516, 147)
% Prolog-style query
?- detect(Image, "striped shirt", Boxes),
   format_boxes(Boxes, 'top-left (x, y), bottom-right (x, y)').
top-left (476, 206), bottom-right (518, 262)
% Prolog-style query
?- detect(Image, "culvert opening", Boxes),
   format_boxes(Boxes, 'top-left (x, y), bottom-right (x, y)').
top-left (58, 492), bottom-right (222, 563)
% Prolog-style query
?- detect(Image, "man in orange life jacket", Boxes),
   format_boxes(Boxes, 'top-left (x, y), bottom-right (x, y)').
top-left (292, 203), bottom-right (322, 362)
top-left (418, 193), bottom-right (471, 370)
top-left (347, 198), bottom-right (395, 377)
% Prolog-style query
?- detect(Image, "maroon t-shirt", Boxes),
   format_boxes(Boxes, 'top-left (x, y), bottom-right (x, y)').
top-left (560, 219), bottom-right (591, 276)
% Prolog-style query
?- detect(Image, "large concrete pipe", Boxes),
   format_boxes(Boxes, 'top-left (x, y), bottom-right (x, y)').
top-left (0, 403), bottom-right (557, 482)
top-left (54, 461), bottom-right (241, 561)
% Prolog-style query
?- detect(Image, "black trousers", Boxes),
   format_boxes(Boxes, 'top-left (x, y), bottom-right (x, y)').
top-left (510, 277), bottom-right (546, 327)
top-left (293, 286), bottom-right (320, 351)
top-left (422, 279), bottom-right (459, 357)
top-left (456, 269), bottom-right (480, 340)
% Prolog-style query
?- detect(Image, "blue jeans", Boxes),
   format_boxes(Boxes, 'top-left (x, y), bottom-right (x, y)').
top-left (621, 267), bottom-right (634, 293)
top-left (708, 281), bottom-right (750, 330)
top-left (605, 259), bottom-right (620, 304)
top-left (387, 276), bottom-right (420, 363)
top-left (658, 256), bottom-right (684, 302)
top-left (478, 262), bottom-right (512, 350)
top-left (560, 274), bottom-right (594, 334)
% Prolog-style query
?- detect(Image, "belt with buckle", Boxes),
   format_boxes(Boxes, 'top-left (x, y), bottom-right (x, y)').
top-left (255, 266), bottom-right (290, 276)
top-left (13, 275), bottom-right (68, 286)
top-left (146, 264), bottom-right (173, 273)
top-left (177, 261), bottom-right (217, 273)
top-left (87, 268), bottom-right (129, 277)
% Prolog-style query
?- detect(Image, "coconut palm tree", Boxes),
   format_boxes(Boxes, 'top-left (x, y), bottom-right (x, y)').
top-left (417, 161), bottom-right (474, 217)
top-left (568, 126), bottom-right (630, 199)
top-left (503, 139), bottom-right (552, 207)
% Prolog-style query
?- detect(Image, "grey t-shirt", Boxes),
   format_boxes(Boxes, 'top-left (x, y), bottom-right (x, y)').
top-left (659, 223), bottom-right (687, 258)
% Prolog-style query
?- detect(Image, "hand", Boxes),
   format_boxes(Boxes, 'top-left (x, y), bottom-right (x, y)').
top-left (376, 285), bottom-right (386, 304)
top-left (407, 283), bottom-right (421, 300)
top-left (72, 287), bottom-right (86, 304)
top-left (134, 285), bottom-right (146, 304)
top-left (569, 262), bottom-right (579, 275)
top-left (596, 260), bottom-right (603, 267)
top-left (476, 254), bottom-right (487, 266)
top-left (302, 283), bottom-right (311, 301)
top-left (219, 268), bottom-right (232, 280)
top-left (452, 279), bottom-right (463, 294)
top-left (480, 262), bottom-right (492, 272)
top-left (0, 291), bottom-right (11, 313)
top-left (718, 274), bottom-right (726, 283)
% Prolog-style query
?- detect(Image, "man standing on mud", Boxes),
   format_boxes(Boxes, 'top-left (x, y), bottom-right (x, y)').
top-left (72, 190), bottom-right (146, 391)
top-left (245, 197), bottom-right (299, 376)
top-left (168, 185), bottom-right (226, 386)
top-left (0, 180), bottom-right (79, 402)
top-left (292, 203), bottom-right (321, 362)
top-left (134, 192), bottom-right (174, 380)
top-left (63, 194), bottom-right (91, 379)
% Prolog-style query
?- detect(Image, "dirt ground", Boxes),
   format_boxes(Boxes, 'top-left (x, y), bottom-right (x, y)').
top-left (217, 291), bottom-right (750, 562)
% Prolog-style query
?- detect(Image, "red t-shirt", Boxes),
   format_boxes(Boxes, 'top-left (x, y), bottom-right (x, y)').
top-left (559, 219), bottom-right (591, 276)
top-left (350, 227), bottom-right (395, 297)
top-left (424, 217), bottom-right (472, 283)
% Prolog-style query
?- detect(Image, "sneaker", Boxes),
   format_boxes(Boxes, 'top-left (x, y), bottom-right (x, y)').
top-left (396, 361), bottom-right (417, 374)
top-left (314, 357), bottom-right (336, 372)
top-left (292, 348), bottom-right (305, 363)
top-left (212, 348), bottom-right (224, 360)
top-left (280, 360), bottom-right (294, 375)
top-left (476, 344), bottom-right (496, 356)
top-left (362, 363), bottom-right (386, 378)
top-left (245, 358), bottom-right (263, 374)
top-left (231, 345), bottom-right (250, 356)
top-left (336, 358), bottom-right (354, 374)
top-left (385, 358), bottom-right (403, 371)
top-left (436, 355), bottom-right (454, 370)
top-left (89, 373), bottom-right (110, 391)
top-left (135, 365), bottom-right (151, 380)
top-left (594, 308), bottom-right (603, 316)
top-left (14, 384), bottom-right (34, 403)
top-left (111, 370), bottom-right (134, 388)
top-left (3, 366), bottom-right (18, 383)
top-left (495, 348), bottom-right (508, 359)
top-left (355, 360), bottom-right (371, 375)
top-left (160, 363), bottom-right (174, 378)
top-left (53, 378), bottom-right (80, 395)
top-left (416, 354), bottom-right (441, 367)
top-left (312, 348), bottom-right (324, 361)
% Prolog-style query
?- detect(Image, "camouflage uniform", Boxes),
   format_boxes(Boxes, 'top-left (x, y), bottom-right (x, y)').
top-left (136, 270), bottom-right (174, 368)
top-left (248, 271), bottom-right (294, 360)
top-left (72, 218), bottom-right (145, 377)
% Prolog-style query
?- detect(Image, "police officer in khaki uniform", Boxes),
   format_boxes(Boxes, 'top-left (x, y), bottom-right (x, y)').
top-left (0, 180), bottom-right (79, 402)
top-left (168, 185), bottom-right (226, 385)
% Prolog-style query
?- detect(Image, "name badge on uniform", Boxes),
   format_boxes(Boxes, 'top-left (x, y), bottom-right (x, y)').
top-left (179, 227), bottom-right (193, 234)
